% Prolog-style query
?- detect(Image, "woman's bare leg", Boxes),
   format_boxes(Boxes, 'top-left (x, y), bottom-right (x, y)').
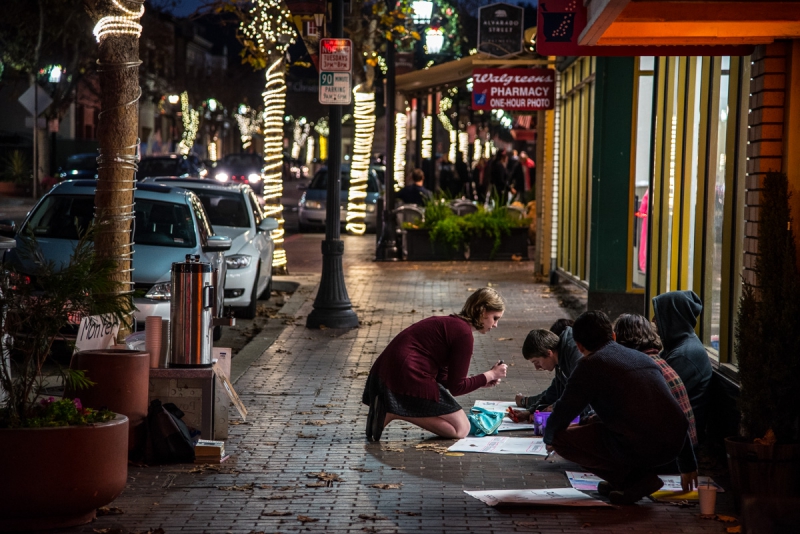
top-left (384, 411), bottom-right (470, 439)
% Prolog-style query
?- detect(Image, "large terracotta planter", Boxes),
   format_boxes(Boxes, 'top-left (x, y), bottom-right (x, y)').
top-left (725, 437), bottom-right (800, 510)
top-left (69, 349), bottom-right (150, 452)
top-left (0, 414), bottom-right (129, 531)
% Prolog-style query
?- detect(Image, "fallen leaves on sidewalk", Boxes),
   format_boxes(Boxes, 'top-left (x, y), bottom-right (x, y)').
top-left (93, 529), bottom-right (124, 534)
top-left (358, 514), bottom-right (388, 521)
top-left (716, 515), bottom-right (738, 523)
top-left (262, 511), bottom-right (291, 516)
top-left (275, 348), bottom-right (292, 354)
top-left (228, 420), bottom-right (250, 426)
top-left (514, 522), bottom-right (538, 529)
top-left (305, 481), bottom-right (327, 487)
top-left (726, 527), bottom-right (742, 534)
top-left (370, 483), bottom-right (403, 490)
top-left (295, 411), bottom-right (314, 415)
top-left (352, 467), bottom-right (373, 472)
top-left (511, 254), bottom-right (523, 261)
top-left (297, 432), bottom-right (317, 438)
top-left (496, 337), bottom-right (513, 341)
top-left (262, 495), bottom-right (289, 500)
top-left (297, 515), bottom-right (319, 523)
top-left (360, 320), bottom-right (382, 326)
top-left (381, 446), bottom-right (405, 453)
top-left (307, 471), bottom-right (343, 484)
top-left (396, 510), bottom-right (420, 516)
top-left (315, 403), bottom-right (340, 408)
top-left (415, 443), bottom-right (450, 454)
top-left (218, 483), bottom-right (254, 491)
top-left (344, 370), bottom-right (370, 379)
top-left (304, 420), bottom-right (331, 426)
top-left (96, 506), bottom-right (124, 516)
top-left (666, 500), bottom-right (695, 508)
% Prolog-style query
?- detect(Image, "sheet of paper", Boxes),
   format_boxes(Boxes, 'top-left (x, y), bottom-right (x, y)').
top-left (474, 400), bottom-right (537, 432)
top-left (566, 471), bottom-right (723, 500)
top-left (465, 487), bottom-right (611, 507)
top-left (449, 436), bottom-right (548, 455)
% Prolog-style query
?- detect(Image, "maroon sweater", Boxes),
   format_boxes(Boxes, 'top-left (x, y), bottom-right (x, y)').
top-left (370, 315), bottom-right (487, 401)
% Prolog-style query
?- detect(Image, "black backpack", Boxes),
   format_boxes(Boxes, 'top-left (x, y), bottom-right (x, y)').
top-left (144, 399), bottom-right (196, 464)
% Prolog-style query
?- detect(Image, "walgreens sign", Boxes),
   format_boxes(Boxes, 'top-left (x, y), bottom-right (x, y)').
top-left (471, 68), bottom-right (555, 111)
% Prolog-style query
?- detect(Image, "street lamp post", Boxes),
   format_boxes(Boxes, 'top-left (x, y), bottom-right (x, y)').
top-left (306, 0), bottom-right (359, 329)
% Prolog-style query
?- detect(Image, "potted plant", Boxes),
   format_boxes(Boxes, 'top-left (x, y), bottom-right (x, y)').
top-left (728, 171), bottom-right (800, 509)
top-left (0, 150), bottom-right (31, 196)
top-left (0, 230), bottom-right (135, 531)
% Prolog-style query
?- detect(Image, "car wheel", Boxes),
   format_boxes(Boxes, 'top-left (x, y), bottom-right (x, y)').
top-left (238, 267), bottom-right (260, 320)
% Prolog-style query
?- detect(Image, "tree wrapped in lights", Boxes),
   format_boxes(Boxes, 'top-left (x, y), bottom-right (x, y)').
top-left (178, 91), bottom-right (200, 155)
top-left (393, 112), bottom-right (407, 192)
top-left (234, 105), bottom-right (261, 149)
top-left (83, 0), bottom-right (143, 332)
top-left (291, 117), bottom-right (310, 160)
top-left (346, 85), bottom-right (376, 234)
top-left (237, 0), bottom-right (296, 274)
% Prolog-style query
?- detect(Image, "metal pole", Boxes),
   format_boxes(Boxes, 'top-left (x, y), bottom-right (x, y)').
top-left (375, 16), bottom-right (398, 261)
top-left (32, 82), bottom-right (38, 199)
top-left (306, 0), bottom-right (358, 329)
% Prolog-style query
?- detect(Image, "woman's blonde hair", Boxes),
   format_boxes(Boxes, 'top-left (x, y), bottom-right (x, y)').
top-left (458, 287), bottom-right (505, 329)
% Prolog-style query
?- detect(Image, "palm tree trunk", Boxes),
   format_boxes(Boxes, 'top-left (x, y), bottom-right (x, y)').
top-left (262, 58), bottom-right (289, 274)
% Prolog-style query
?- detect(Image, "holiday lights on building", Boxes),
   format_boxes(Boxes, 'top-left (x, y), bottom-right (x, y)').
top-left (93, 0), bottom-right (144, 41)
top-left (178, 91), bottom-right (200, 155)
top-left (346, 86), bottom-right (376, 236)
top-left (421, 115), bottom-right (433, 160)
top-left (394, 113), bottom-right (408, 192)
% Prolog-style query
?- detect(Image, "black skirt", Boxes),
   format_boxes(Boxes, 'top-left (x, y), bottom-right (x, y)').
top-left (362, 373), bottom-right (462, 418)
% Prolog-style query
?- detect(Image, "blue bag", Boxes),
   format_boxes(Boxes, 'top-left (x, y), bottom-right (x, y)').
top-left (467, 406), bottom-right (504, 437)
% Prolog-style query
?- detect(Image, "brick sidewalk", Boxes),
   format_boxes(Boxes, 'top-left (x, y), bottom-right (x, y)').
top-left (77, 236), bottom-right (737, 534)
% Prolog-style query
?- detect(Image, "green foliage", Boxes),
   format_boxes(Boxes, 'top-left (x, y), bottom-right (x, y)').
top-left (1, 150), bottom-right (30, 183)
top-left (24, 397), bottom-right (113, 428)
top-left (0, 226), bottom-right (134, 428)
top-left (735, 171), bottom-right (800, 443)
top-left (421, 196), bottom-right (530, 257)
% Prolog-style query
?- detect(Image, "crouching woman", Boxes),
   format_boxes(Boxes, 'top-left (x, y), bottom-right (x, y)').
top-left (362, 288), bottom-right (508, 442)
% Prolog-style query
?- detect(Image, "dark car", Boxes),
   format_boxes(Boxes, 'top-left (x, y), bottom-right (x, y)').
top-left (58, 153), bottom-right (98, 181)
top-left (213, 153), bottom-right (265, 199)
top-left (137, 154), bottom-right (207, 181)
top-left (297, 165), bottom-right (382, 233)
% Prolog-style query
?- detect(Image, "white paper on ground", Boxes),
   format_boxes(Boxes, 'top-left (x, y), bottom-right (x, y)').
top-left (566, 471), bottom-right (724, 493)
top-left (465, 487), bottom-right (611, 507)
top-left (449, 436), bottom-right (548, 455)
top-left (473, 400), bottom-right (537, 432)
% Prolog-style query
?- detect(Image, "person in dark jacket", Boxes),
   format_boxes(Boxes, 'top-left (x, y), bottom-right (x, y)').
top-left (652, 290), bottom-right (712, 441)
top-left (513, 326), bottom-right (584, 413)
top-left (544, 311), bottom-right (698, 505)
top-left (396, 168), bottom-right (433, 206)
top-left (489, 149), bottom-right (509, 201)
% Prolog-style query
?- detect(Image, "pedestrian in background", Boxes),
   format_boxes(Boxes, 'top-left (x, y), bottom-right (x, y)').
top-left (396, 168), bottom-right (432, 206)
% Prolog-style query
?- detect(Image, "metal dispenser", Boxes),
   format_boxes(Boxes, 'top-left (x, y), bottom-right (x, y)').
top-left (169, 254), bottom-right (214, 367)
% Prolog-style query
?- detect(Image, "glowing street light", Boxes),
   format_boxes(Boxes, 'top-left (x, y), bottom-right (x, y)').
top-left (167, 94), bottom-right (180, 104)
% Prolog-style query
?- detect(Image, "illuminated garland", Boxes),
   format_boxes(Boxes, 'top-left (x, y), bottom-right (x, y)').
top-left (93, 0), bottom-right (144, 41)
top-left (306, 136), bottom-right (314, 168)
top-left (448, 130), bottom-right (457, 163)
top-left (438, 96), bottom-right (453, 131)
top-left (178, 91), bottom-right (200, 155)
top-left (261, 59), bottom-right (289, 268)
top-left (473, 139), bottom-right (482, 165)
top-left (346, 86), bottom-right (376, 236)
top-left (458, 131), bottom-right (469, 165)
top-left (315, 117), bottom-right (329, 162)
top-left (421, 115), bottom-right (433, 160)
top-left (484, 139), bottom-right (493, 159)
top-left (208, 140), bottom-right (218, 162)
top-left (234, 106), bottom-right (260, 149)
top-left (241, 0), bottom-right (296, 58)
top-left (393, 112), bottom-right (408, 192)
top-left (291, 118), bottom-right (310, 160)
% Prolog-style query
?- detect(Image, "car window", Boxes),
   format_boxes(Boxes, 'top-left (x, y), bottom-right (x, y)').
top-left (247, 191), bottom-right (263, 225)
top-left (133, 199), bottom-right (196, 248)
top-left (24, 195), bottom-right (95, 239)
top-left (191, 189), bottom-right (251, 228)
top-left (188, 193), bottom-right (213, 244)
top-left (309, 169), bottom-right (380, 192)
top-left (138, 158), bottom-right (182, 178)
top-left (65, 155), bottom-right (97, 171)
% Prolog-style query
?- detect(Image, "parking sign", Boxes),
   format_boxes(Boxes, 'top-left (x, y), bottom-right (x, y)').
top-left (319, 71), bottom-right (352, 105)
top-left (319, 38), bottom-right (352, 105)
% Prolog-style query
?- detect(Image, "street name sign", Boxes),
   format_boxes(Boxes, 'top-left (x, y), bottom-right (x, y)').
top-left (319, 38), bottom-right (352, 105)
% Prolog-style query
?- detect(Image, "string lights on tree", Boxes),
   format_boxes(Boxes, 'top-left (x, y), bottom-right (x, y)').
top-left (92, 0), bottom-right (144, 40)
top-left (448, 130), bottom-right (457, 163)
top-left (234, 105), bottom-right (260, 150)
top-left (346, 86), bottom-right (376, 236)
top-left (178, 91), bottom-right (200, 155)
top-left (291, 117), bottom-right (310, 160)
top-left (458, 131), bottom-right (469, 164)
top-left (421, 115), bottom-right (433, 159)
top-left (305, 136), bottom-right (314, 168)
top-left (394, 113), bottom-right (408, 192)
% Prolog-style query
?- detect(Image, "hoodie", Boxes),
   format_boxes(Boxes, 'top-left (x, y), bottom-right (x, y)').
top-left (652, 290), bottom-right (712, 438)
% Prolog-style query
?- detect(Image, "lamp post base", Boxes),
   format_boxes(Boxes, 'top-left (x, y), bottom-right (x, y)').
top-left (306, 239), bottom-right (359, 329)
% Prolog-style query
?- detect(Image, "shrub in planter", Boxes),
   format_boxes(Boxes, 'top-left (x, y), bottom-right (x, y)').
top-left (729, 171), bottom-right (800, 507)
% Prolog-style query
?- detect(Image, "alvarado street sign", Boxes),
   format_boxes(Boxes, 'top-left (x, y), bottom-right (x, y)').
top-left (478, 3), bottom-right (524, 58)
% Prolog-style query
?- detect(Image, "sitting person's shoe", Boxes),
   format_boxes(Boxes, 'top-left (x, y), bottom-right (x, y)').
top-left (597, 481), bottom-right (615, 497)
top-left (370, 396), bottom-right (387, 442)
top-left (365, 398), bottom-right (376, 441)
top-left (609, 474), bottom-right (663, 505)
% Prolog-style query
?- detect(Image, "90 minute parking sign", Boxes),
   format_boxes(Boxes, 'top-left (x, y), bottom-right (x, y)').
top-left (319, 38), bottom-right (352, 105)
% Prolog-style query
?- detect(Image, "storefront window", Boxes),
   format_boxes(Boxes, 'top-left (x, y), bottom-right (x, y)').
top-left (631, 57), bottom-right (654, 289)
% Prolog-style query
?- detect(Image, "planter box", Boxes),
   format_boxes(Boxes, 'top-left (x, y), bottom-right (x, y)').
top-left (403, 227), bottom-right (529, 261)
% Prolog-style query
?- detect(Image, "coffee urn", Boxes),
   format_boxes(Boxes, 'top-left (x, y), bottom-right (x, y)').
top-left (169, 254), bottom-right (214, 367)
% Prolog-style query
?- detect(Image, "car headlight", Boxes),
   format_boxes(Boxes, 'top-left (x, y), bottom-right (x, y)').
top-left (145, 282), bottom-right (171, 300)
top-left (215, 172), bottom-right (229, 182)
top-left (366, 203), bottom-right (376, 213)
top-left (248, 173), bottom-right (261, 184)
top-left (226, 254), bottom-right (252, 269)
top-left (305, 200), bottom-right (323, 210)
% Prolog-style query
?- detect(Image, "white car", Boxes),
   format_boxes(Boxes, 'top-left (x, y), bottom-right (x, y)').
top-left (150, 178), bottom-right (277, 319)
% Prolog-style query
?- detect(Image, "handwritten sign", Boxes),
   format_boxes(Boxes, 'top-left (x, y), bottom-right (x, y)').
top-left (74, 314), bottom-right (120, 353)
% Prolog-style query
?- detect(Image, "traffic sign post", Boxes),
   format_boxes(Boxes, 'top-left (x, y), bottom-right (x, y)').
top-left (318, 38), bottom-right (352, 105)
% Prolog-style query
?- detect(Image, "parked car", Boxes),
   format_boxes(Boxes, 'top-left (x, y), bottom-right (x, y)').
top-left (57, 153), bottom-right (98, 181)
top-left (297, 165), bottom-right (382, 233)
top-left (2, 180), bottom-right (231, 336)
top-left (213, 153), bottom-right (266, 199)
top-left (137, 154), bottom-right (207, 181)
top-left (150, 178), bottom-right (277, 319)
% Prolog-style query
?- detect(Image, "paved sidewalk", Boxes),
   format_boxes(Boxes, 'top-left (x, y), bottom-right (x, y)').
top-left (77, 236), bottom-right (737, 534)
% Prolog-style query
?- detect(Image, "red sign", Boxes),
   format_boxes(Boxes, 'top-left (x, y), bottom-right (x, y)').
top-left (537, 0), bottom-right (754, 57)
top-left (471, 68), bottom-right (555, 111)
top-left (319, 38), bottom-right (352, 71)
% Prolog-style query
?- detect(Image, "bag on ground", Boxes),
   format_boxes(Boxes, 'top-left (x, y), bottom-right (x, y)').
top-left (144, 399), bottom-right (196, 464)
top-left (467, 406), bottom-right (504, 437)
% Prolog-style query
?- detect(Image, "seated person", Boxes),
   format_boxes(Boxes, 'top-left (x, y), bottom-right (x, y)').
top-left (549, 317), bottom-right (574, 337)
top-left (544, 311), bottom-right (697, 505)
top-left (513, 322), bottom-right (583, 416)
top-left (396, 169), bottom-right (432, 206)
top-left (613, 313), bottom-right (697, 447)
top-left (652, 290), bottom-right (712, 441)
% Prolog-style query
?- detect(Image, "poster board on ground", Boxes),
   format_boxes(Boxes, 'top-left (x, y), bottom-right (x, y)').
top-left (449, 436), bottom-right (548, 455)
top-left (212, 362), bottom-right (247, 421)
top-left (465, 487), bottom-right (611, 507)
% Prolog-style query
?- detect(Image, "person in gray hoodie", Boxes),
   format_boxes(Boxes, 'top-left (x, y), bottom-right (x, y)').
top-left (652, 290), bottom-right (712, 441)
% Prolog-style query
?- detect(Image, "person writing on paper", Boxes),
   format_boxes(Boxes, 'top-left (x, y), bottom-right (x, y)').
top-left (362, 288), bottom-right (508, 442)
top-left (512, 321), bottom-right (584, 421)
top-left (543, 311), bottom-right (697, 505)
